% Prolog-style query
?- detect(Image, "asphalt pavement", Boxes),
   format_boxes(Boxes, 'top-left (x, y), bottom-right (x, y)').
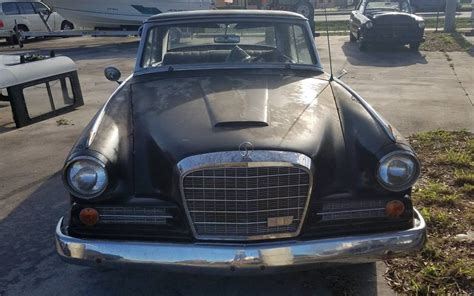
top-left (0, 36), bottom-right (473, 296)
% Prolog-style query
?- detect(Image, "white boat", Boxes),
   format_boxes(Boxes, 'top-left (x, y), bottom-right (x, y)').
top-left (42, 0), bottom-right (216, 29)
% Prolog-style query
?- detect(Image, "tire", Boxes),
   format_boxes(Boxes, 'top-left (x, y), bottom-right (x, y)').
top-left (350, 31), bottom-right (357, 42)
top-left (409, 42), bottom-right (421, 51)
top-left (295, 1), bottom-right (314, 19)
top-left (357, 33), bottom-right (367, 51)
top-left (61, 21), bottom-right (74, 31)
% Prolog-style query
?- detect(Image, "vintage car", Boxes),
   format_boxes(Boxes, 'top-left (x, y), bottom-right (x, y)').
top-left (56, 10), bottom-right (426, 273)
top-left (349, 0), bottom-right (425, 51)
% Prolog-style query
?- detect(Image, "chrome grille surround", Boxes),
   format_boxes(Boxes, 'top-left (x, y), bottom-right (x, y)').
top-left (178, 151), bottom-right (313, 241)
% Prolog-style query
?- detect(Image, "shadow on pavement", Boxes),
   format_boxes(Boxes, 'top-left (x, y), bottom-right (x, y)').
top-left (0, 174), bottom-right (384, 296)
top-left (342, 41), bottom-right (428, 67)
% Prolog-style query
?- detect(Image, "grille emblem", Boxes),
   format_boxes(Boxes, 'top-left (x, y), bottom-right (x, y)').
top-left (239, 142), bottom-right (254, 159)
top-left (267, 216), bottom-right (294, 228)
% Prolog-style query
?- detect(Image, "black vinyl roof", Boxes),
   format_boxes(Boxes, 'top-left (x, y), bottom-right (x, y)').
top-left (146, 9), bottom-right (307, 23)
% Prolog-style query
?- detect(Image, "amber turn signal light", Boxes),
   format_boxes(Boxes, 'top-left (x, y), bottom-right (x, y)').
top-left (79, 208), bottom-right (99, 226)
top-left (386, 200), bottom-right (405, 218)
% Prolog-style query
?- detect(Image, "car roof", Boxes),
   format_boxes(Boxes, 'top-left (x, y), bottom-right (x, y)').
top-left (146, 9), bottom-right (307, 23)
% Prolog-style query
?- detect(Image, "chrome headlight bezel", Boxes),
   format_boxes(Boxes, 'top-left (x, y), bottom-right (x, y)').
top-left (418, 21), bottom-right (425, 29)
top-left (64, 156), bottom-right (109, 200)
top-left (377, 151), bottom-right (420, 192)
top-left (365, 21), bottom-right (374, 29)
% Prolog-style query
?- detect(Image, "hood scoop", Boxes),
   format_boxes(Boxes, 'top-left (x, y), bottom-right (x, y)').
top-left (200, 77), bottom-right (269, 128)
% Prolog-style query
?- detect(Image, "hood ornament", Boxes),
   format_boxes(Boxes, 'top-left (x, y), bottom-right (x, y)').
top-left (239, 142), bottom-right (254, 160)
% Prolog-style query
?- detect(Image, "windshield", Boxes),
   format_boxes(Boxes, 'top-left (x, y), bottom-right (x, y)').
top-left (141, 21), bottom-right (316, 69)
top-left (365, 0), bottom-right (412, 13)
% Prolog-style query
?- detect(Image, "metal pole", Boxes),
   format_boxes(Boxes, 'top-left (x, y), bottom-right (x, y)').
top-left (436, 7), bottom-right (440, 32)
top-left (444, 0), bottom-right (457, 32)
top-left (471, 0), bottom-right (474, 35)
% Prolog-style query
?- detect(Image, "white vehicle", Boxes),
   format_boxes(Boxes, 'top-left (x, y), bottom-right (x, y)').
top-left (42, 0), bottom-right (215, 29)
top-left (0, 0), bottom-right (74, 42)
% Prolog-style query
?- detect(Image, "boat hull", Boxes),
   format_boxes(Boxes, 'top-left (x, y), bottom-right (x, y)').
top-left (43, 0), bottom-right (215, 28)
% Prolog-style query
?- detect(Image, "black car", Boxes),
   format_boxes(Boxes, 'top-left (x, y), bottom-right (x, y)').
top-left (56, 10), bottom-right (426, 273)
top-left (349, 0), bottom-right (426, 51)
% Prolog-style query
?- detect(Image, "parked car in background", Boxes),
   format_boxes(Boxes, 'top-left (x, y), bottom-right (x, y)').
top-left (410, 0), bottom-right (461, 12)
top-left (349, 0), bottom-right (425, 51)
top-left (55, 10), bottom-right (426, 273)
top-left (0, 0), bottom-right (74, 43)
top-left (258, 0), bottom-right (316, 32)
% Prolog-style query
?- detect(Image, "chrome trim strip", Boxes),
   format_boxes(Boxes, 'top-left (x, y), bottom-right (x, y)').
top-left (183, 184), bottom-right (310, 191)
top-left (187, 195), bottom-right (307, 203)
top-left (190, 207), bottom-right (305, 214)
top-left (177, 151), bottom-right (313, 241)
top-left (55, 209), bottom-right (427, 274)
top-left (318, 208), bottom-right (386, 215)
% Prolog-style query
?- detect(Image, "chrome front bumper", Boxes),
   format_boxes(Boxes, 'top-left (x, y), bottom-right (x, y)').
top-left (56, 209), bottom-right (426, 274)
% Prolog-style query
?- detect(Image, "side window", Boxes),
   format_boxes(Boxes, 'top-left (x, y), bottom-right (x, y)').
top-left (32, 2), bottom-right (50, 14)
top-left (17, 2), bottom-right (36, 15)
top-left (142, 28), bottom-right (164, 68)
top-left (1, 3), bottom-right (20, 15)
top-left (291, 25), bottom-right (313, 65)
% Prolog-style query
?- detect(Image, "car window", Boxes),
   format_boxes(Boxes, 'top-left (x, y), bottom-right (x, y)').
top-left (142, 21), bottom-right (316, 68)
top-left (32, 2), bottom-right (50, 14)
top-left (1, 2), bottom-right (20, 15)
top-left (365, 0), bottom-right (412, 12)
top-left (17, 2), bottom-right (36, 15)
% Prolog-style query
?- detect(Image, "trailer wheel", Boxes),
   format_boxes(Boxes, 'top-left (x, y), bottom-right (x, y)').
top-left (61, 21), bottom-right (74, 31)
top-left (295, 1), bottom-right (314, 19)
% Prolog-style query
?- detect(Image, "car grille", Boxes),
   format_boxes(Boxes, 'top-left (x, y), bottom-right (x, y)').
top-left (180, 155), bottom-right (312, 241)
top-left (96, 207), bottom-right (173, 225)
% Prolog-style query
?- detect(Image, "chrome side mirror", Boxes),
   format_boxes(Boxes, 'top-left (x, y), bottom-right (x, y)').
top-left (104, 67), bottom-right (122, 84)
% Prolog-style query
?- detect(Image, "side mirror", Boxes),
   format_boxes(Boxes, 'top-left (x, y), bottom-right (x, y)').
top-left (313, 32), bottom-right (321, 38)
top-left (104, 67), bottom-right (122, 84)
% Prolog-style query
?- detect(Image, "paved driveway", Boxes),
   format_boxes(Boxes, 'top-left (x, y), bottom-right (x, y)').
top-left (1, 36), bottom-right (472, 296)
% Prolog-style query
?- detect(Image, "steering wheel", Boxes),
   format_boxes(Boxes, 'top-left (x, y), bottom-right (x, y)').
top-left (252, 49), bottom-right (295, 64)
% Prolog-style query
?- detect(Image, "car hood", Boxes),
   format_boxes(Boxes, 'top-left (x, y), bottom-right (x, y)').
top-left (368, 11), bottom-right (422, 23)
top-left (130, 72), bottom-right (348, 195)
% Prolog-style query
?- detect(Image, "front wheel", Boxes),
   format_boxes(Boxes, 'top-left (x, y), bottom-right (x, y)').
top-left (61, 21), bottom-right (74, 31)
top-left (350, 32), bottom-right (357, 42)
top-left (409, 42), bottom-right (421, 51)
top-left (295, 1), bottom-right (314, 19)
top-left (357, 34), bottom-right (367, 51)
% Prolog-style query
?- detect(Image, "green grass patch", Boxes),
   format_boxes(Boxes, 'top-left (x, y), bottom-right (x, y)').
top-left (437, 149), bottom-right (473, 167)
top-left (414, 182), bottom-right (460, 206)
top-left (421, 32), bottom-right (472, 52)
top-left (386, 130), bottom-right (473, 295)
top-left (454, 170), bottom-right (474, 186)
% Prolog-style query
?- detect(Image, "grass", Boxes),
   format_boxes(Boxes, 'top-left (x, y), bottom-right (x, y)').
top-left (385, 130), bottom-right (474, 295)
top-left (420, 32), bottom-right (472, 52)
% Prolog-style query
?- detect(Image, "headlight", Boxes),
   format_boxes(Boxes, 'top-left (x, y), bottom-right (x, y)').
top-left (365, 21), bottom-right (373, 29)
top-left (377, 151), bottom-right (420, 192)
top-left (65, 156), bottom-right (108, 199)
top-left (418, 22), bottom-right (425, 29)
